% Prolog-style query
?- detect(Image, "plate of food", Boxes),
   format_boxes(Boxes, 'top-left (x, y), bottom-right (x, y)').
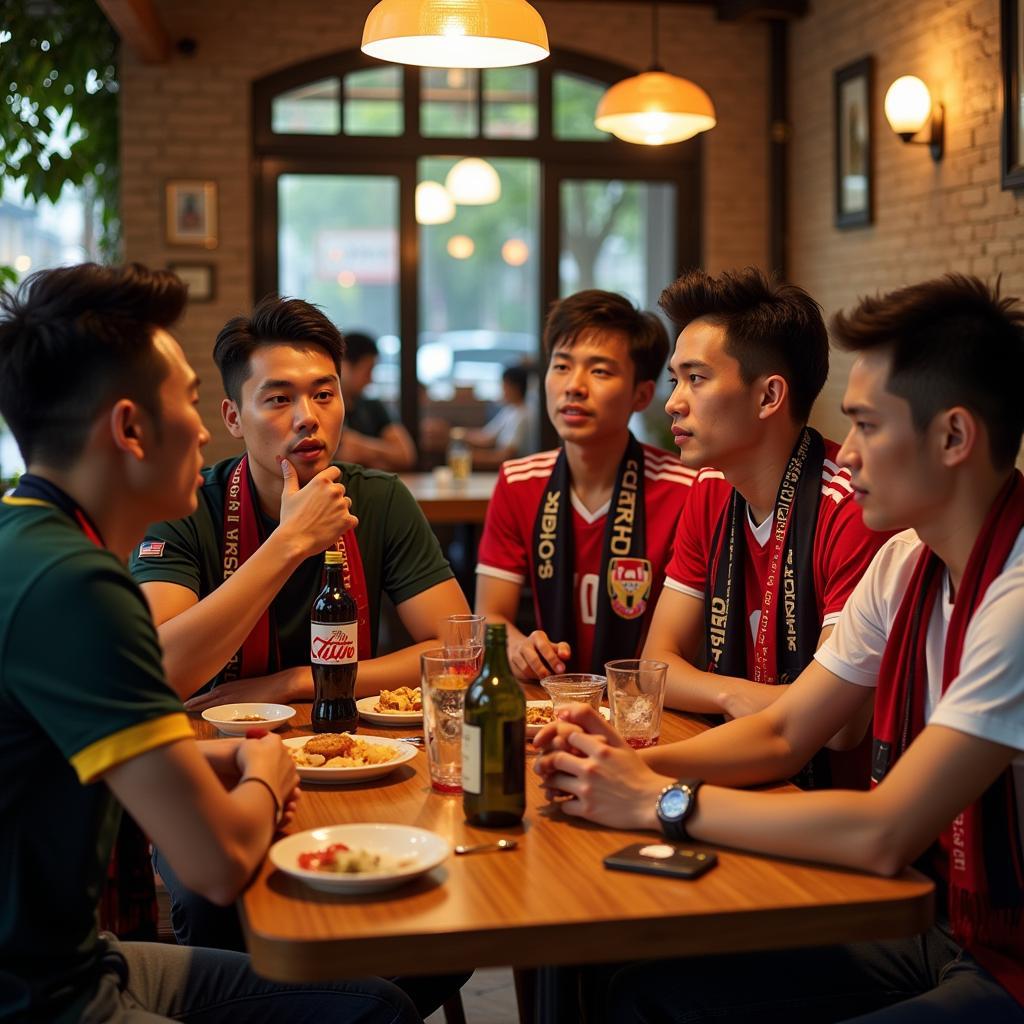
top-left (269, 823), bottom-right (450, 894)
top-left (356, 687), bottom-right (422, 726)
top-left (526, 700), bottom-right (610, 739)
top-left (283, 733), bottom-right (416, 784)
top-left (200, 702), bottom-right (296, 737)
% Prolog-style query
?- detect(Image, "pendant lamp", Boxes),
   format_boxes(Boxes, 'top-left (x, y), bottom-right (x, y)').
top-left (594, 3), bottom-right (715, 146)
top-left (362, 0), bottom-right (549, 69)
top-left (416, 181), bottom-right (455, 225)
top-left (445, 158), bottom-right (501, 205)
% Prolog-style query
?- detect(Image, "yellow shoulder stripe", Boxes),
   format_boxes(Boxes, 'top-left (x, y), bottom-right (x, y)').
top-left (71, 713), bottom-right (194, 784)
top-left (1, 496), bottom-right (52, 508)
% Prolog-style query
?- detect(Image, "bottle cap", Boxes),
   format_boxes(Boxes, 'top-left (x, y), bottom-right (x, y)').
top-left (324, 549), bottom-right (345, 565)
top-left (450, 427), bottom-right (466, 441)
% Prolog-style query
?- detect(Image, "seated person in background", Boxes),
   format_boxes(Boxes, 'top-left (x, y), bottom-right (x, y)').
top-left (131, 297), bottom-right (468, 711)
top-left (0, 263), bottom-right (420, 1024)
top-left (644, 268), bottom-right (888, 788)
top-left (337, 330), bottom-right (416, 471)
top-left (462, 365), bottom-right (532, 467)
top-left (536, 274), bottom-right (1024, 1022)
top-left (475, 289), bottom-right (695, 679)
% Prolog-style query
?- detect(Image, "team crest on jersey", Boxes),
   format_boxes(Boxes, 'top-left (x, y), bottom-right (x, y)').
top-left (607, 557), bottom-right (652, 619)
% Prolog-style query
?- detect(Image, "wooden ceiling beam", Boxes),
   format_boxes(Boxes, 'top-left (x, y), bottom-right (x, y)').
top-left (96, 0), bottom-right (170, 63)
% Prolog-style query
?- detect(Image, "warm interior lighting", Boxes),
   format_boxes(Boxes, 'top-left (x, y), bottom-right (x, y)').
top-left (884, 76), bottom-right (931, 136)
top-left (447, 234), bottom-right (475, 259)
top-left (595, 71), bottom-right (716, 145)
top-left (361, 0), bottom-right (549, 69)
top-left (501, 238), bottom-right (529, 266)
top-left (416, 181), bottom-right (456, 225)
top-left (445, 158), bottom-right (501, 205)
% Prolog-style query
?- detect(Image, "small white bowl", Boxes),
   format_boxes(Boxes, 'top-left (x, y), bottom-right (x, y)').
top-left (200, 702), bottom-right (295, 736)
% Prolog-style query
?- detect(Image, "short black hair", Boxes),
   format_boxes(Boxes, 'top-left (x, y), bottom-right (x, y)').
top-left (659, 268), bottom-right (829, 424)
top-left (214, 295), bottom-right (345, 404)
top-left (831, 274), bottom-right (1024, 470)
top-left (502, 364), bottom-right (529, 400)
top-left (543, 289), bottom-right (669, 384)
top-left (0, 262), bottom-right (186, 468)
top-left (342, 331), bottom-right (379, 364)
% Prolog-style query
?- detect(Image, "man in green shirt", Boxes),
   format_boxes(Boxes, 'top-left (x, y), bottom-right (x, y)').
top-left (130, 296), bottom-right (469, 709)
top-left (0, 263), bottom-right (420, 1022)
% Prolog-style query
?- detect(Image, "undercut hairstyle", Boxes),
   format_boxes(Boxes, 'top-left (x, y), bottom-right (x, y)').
top-left (659, 268), bottom-right (829, 424)
top-left (831, 274), bottom-right (1024, 470)
top-left (543, 289), bottom-right (670, 384)
top-left (342, 331), bottom-right (379, 364)
top-left (502, 365), bottom-right (529, 401)
top-left (214, 295), bottom-right (345, 404)
top-left (0, 262), bottom-right (186, 468)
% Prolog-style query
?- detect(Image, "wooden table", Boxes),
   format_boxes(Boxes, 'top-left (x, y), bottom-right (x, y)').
top-left (399, 472), bottom-right (498, 526)
top-left (202, 706), bottom-right (933, 985)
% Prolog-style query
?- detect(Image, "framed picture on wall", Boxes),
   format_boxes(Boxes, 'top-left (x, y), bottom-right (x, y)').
top-left (1002, 0), bottom-right (1024, 189)
top-left (169, 262), bottom-right (216, 303)
top-left (834, 56), bottom-right (874, 228)
top-left (165, 180), bottom-right (218, 247)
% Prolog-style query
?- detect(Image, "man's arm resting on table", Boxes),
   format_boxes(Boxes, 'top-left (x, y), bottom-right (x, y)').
top-left (475, 573), bottom-right (571, 678)
top-left (339, 425), bottom-right (416, 472)
top-left (104, 735), bottom-right (297, 906)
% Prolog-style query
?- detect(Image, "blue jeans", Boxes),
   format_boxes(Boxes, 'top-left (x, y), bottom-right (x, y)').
top-left (78, 934), bottom-right (419, 1023)
top-left (600, 925), bottom-right (1023, 1023)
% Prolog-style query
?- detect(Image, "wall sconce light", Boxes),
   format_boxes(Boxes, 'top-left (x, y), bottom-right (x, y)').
top-left (883, 76), bottom-right (944, 161)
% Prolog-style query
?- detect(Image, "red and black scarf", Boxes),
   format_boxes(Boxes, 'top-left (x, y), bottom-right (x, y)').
top-left (219, 455), bottom-right (371, 685)
top-left (872, 471), bottom-right (1024, 1004)
top-left (705, 427), bottom-right (829, 789)
top-left (12, 475), bottom-right (157, 940)
top-left (532, 434), bottom-right (653, 674)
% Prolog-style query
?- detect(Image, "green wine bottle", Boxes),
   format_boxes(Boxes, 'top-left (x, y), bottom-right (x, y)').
top-left (462, 623), bottom-right (526, 827)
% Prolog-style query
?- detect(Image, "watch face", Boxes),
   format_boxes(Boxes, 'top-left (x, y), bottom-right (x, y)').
top-left (659, 786), bottom-right (690, 821)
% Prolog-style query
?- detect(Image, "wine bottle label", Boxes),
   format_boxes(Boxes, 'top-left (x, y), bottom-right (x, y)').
top-left (310, 621), bottom-right (357, 665)
top-left (461, 723), bottom-right (482, 794)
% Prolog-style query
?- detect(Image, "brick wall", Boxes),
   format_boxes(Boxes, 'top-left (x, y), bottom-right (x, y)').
top-left (789, 0), bottom-right (1024, 461)
top-left (120, 0), bottom-right (769, 461)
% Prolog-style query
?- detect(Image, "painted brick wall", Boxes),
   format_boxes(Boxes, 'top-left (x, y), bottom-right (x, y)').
top-left (789, 0), bottom-right (1024, 461)
top-left (120, 0), bottom-right (769, 461)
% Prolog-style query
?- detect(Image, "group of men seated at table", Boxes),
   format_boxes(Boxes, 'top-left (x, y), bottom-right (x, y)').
top-left (1, 260), bottom-right (1021, 1023)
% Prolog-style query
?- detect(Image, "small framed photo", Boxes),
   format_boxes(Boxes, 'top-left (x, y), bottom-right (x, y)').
top-left (165, 180), bottom-right (218, 247)
top-left (169, 262), bottom-right (215, 303)
top-left (834, 56), bottom-right (874, 228)
top-left (1002, 0), bottom-right (1024, 189)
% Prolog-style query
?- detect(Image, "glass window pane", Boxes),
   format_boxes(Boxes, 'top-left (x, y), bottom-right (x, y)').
top-left (483, 67), bottom-right (536, 139)
top-left (560, 178), bottom-right (676, 445)
top-left (344, 66), bottom-right (403, 137)
top-left (417, 157), bottom-right (540, 457)
top-left (553, 72), bottom-right (609, 141)
top-left (421, 68), bottom-right (479, 138)
top-left (278, 174), bottom-right (400, 408)
top-left (271, 77), bottom-right (340, 135)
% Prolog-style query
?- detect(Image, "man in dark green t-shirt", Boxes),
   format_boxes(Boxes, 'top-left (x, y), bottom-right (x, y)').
top-left (130, 297), bottom-right (469, 709)
top-left (0, 264), bottom-right (420, 1022)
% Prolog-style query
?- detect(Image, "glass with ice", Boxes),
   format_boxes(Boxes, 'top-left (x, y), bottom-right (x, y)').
top-left (605, 659), bottom-right (668, 749)
top-left (422, 646), bottom-right (478, 793)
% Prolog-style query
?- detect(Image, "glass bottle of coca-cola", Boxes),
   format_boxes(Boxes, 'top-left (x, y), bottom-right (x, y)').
top-left (310, 549), bottom-right (358, 733)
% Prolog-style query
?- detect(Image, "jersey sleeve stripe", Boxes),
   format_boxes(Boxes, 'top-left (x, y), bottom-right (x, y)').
top-left (475, 564), bottom-right (526, 585)
top-left (664, 577), bottom-right (704, 600)
top-left (505, 467), bottom-right (561, 484)
top-left (645, 469), bottom-right (696, 484)
top-left (70, 713), bottom-right (194, 784)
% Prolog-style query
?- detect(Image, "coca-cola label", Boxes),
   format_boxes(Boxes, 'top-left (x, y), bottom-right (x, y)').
top-left (310, 621), bottom-right (358, 665)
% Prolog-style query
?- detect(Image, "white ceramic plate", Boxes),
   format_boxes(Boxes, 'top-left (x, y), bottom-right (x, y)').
top-left (269, 823), bottom-right (450, 894)
top-left (283, 734), bottom-right (417, 784)
top-left (525, 700), bottom-right (610, 739)
top-left (356, 694), bottom-right (422, 726)
top-left (200, 702), bottom-right (296, 737)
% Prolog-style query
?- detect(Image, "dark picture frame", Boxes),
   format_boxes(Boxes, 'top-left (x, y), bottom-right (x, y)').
top-left (834, 56), bottom-right (874, 229)
top-left (1002, 0), bottom-right (1024, 189)
top-left (169, 262), bottom-right (216, 303)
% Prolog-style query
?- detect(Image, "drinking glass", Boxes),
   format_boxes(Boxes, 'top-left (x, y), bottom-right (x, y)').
top-left (540, 673), bottom-right (606, 713)
top-left (421, 646), bottom-right (477, 793)
top-left (605, 659), bottom-right (668, 749)
top-left (442, 614), bottom-right (486, 672)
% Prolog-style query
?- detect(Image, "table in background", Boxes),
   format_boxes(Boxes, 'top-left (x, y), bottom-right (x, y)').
top-left (196, 705), bottom-right (933, 989)
top-left (399, 472), bottom-right (498, 526)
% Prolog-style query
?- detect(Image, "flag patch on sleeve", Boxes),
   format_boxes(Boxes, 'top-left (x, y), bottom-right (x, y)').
top-left (138, 541), bottom-right (166, 558)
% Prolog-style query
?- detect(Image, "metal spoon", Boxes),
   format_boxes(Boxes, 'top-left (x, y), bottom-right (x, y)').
top-left (453, 839), bottom-right (519, 855)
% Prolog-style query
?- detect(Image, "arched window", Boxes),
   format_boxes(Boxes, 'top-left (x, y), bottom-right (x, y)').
top-left (253, 50), bottom-right (700, 450)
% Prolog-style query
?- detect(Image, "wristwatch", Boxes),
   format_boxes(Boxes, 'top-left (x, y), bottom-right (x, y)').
top-left (656, 779), bottom-right (702, 841)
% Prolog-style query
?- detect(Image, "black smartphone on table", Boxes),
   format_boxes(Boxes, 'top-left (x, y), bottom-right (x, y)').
top-left (604, 842), bottom-right (718, 880)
